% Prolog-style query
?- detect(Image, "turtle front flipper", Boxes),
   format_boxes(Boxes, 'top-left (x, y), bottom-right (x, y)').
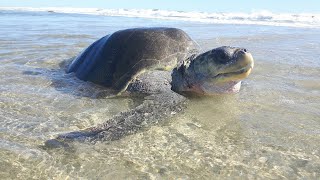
top-left (113, 59), bottom-right (160, 94)
top-left (44, 130), bottom-right (98, 148)
top-left (44, 90), bottom-right (186, 147)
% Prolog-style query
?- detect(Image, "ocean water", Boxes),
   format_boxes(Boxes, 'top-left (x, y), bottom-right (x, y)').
top-left (0, 9), bottom-right (320, 179)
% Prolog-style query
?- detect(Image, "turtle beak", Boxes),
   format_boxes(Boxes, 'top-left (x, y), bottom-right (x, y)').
top-left (235, 48), bottom-right (254, 69)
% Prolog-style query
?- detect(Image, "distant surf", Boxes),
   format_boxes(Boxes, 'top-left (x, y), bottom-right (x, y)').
top-left (1, 7), bottom-right (319, 28)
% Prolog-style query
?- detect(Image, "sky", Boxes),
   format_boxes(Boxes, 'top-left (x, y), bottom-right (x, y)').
top-left (0, 0), bottom-right (319, 13)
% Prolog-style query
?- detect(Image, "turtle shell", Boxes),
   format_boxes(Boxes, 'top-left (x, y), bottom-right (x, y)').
top-left (68, 27), bottom-right (198, 92)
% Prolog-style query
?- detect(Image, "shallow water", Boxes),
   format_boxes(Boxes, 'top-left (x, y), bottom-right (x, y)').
top-left (0, 11), bottom-right (320, 179)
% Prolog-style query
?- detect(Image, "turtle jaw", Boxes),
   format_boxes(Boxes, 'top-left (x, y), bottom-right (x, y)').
top-left (214, 64), bottom-right (253, 83)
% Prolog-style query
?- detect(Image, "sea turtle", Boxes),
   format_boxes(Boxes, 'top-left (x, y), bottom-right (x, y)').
top-left (45, 27), bottom-right (254, 147)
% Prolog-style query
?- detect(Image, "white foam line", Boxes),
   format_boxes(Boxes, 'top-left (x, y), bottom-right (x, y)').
top-left (1, 7), bottom-right (320, 28)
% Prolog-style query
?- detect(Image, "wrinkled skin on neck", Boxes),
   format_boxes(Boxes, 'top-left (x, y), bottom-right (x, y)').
top-left (171, 46), bottom-right (254, 95)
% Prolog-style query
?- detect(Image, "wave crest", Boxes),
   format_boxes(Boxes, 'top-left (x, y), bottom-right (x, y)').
top-left (1, 7), bottom-right (319, 28)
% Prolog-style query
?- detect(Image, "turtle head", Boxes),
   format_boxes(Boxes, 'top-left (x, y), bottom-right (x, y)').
top-left (172, 46), bottom-right (254, 95)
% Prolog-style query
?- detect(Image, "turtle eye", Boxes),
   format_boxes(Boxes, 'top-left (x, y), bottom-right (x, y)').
top-left (216, 51), bottom-right (230, 64)
top-left (210, 48), bottom-right (231, 64)
top-left (220, 51), bottom-right (228, 60)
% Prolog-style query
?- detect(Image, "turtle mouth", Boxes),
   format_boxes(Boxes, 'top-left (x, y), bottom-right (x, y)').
top-left (213, 64), bottom-right (253, 82)
top-left (217, 65), bottom-right (252, 77)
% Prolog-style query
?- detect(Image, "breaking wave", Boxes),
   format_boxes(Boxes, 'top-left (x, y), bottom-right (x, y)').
top-left (1, 7), bottom-right (320, 28)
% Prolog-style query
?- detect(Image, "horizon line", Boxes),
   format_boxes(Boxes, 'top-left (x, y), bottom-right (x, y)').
top-left (1, 6), bottom-right (320, 14)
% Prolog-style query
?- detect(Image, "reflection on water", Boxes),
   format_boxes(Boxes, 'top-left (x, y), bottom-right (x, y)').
top-left (0, 11), bottom-right (320, 179)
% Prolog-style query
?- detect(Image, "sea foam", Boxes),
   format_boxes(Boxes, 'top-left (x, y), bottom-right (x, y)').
top-left (1, 7), bottom-right (319, 28)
